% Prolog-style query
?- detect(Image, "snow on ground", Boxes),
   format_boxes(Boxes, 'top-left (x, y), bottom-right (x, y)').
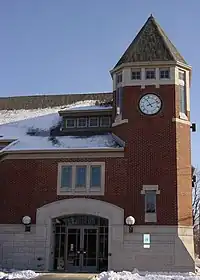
top-left (0, 270), bottom-right (39, 279)
top-left (94, 270), bottom-right (200, 280)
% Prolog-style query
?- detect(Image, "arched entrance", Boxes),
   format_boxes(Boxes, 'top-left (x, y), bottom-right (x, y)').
top-left (53, 214), bottom-right (108, 272)
top-left (36, 198), bottom-right (124, 271)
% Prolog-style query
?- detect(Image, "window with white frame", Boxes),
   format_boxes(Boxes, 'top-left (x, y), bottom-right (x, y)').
top-left (66, 118), bottom-right (76, 128)
top-left (141, 185), bottom-right (160, 223)
top-left (77, 117), bottom-right (87, 128)
top-left (89, 117), bottom-right (99, 127)
top-left (131, 69), bottom-right (141, 80)
top-left (160, 68), bottom-right (170, 79)
top-left (145, 69), bottom-right (156, 79)
top-left (100, 116), bottom-right (111, 127)
top-left (179, 70), bottom-right (187, 115)
top-left (58, 162), bottom-right (105, 195)
top-left (116, 72), bottom-right (122, 85)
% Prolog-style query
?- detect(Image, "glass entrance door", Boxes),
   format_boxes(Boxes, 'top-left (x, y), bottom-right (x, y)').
top-left (66, 228), bottom-right (81, 272)
top-left (66, 227), bottom-right (98, 272)
top-left (82, 228), bottom-right (98, 272)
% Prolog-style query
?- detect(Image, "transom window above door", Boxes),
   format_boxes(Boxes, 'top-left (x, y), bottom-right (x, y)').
top-left (57, 162), bottom-right (105, 196)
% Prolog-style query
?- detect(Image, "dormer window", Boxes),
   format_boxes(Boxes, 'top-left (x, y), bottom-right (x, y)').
top-left (66, 118), bottom-right (76, 128)
top-left (77, 117), bottom-right (87, 128)
top-left (89, 117), bottom-right (99, 127)
top-left (145, 69), bottom-right (156, 79)
top-left (116, 72), bottom-right (122, 85)
top-left (100, 116), bottom-right (110, 127)
top-left (160, 68), bottom-right (170, 79)
top-left (131, 69), bottom-right (141, 80)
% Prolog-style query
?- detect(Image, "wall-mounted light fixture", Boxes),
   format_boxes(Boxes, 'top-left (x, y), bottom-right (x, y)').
top-left (190, 123), bottom-right (196, 132)
top-left (125, 216), bottom-right (135, 233)
top-left (22, 216), bottom-right (31, 232)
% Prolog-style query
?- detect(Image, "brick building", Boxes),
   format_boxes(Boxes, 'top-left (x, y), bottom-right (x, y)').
top-left (0, 15), bottom-right (195, 272)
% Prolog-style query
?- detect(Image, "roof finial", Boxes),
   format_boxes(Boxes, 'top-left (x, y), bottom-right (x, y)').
top-left (150, 13), bottom-right (153, 18)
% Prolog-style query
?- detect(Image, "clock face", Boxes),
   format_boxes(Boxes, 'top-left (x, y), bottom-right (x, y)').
top-left (139, 93), bottom-right (162, 115)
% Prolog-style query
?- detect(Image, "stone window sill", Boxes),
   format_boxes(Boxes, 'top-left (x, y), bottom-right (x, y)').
top-left (58, 188), bottom-right (104, 196)
top-left (145, 213), bottom-right (157, 223)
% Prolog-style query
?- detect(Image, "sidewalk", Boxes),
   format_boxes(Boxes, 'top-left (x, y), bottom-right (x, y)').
top-left (36, 273), bottom-right (97, 280)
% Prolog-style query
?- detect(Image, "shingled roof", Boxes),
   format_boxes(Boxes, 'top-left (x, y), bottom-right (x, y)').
top-left (114, 15), bottom-right (187, 68)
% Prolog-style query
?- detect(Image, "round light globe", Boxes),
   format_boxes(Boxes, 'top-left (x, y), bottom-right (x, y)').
top-left (125, 216), bottom-right (135, 226)
top-left (22, 216), bottom-right (31, 225)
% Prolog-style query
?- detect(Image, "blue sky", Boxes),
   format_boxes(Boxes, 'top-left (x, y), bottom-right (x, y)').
top-left (0, 0), bottom-right (199, 167)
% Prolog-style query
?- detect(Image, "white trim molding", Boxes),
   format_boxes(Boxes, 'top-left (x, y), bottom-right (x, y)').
top-left (172, 117), bottom-right (191, 126)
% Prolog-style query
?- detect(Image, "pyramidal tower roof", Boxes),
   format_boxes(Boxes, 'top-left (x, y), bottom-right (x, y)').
top-left (114, 15), bottom-right (187, 69)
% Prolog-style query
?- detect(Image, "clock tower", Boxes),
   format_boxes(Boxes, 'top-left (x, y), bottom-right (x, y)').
top-left (111, 15), bottom-right (195, 271)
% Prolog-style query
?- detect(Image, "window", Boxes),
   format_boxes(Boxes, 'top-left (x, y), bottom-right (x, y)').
top-left (77, 117), bottom-right (87, 128)
top-left (58, 162), bottom-right (105, 195)
top-left (66, 119), bottom-right (76, 128)
top-left (90, 166), bottom-right (101, 188)
top-left (179, 85), bottom-right (186, 114)
top-left (61, 166), bottom-right (72, 189)
top-left (145, 190), bottom-right (156, 213)
top-left (100, 116), bottom-right (111, 127)
top-left (131, 69), bottom-right (141, 80)
top-left (160, 68), bottom-right (170, 79)
top-left (141, 185), bottom-right (159, 223)
top-left (179, 71), bottom-right (185, 80)
top-left (179, 70), bottom-right (187, 115)
top-left (116, 72), bottom-right (122, 85)
top-left (145, 69), bottom-right (156, 79)
top-left (89, 117), bottom-right (99, 127)
top-left (75, 166), bottom-right (86, 188)
top-left (116, 87), bottom-right (123, 115)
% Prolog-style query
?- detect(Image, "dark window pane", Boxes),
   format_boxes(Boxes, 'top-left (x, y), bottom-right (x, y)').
top-left (146, 70), bottom-right (155, 79)
top-left (145, 190), bottom-right (156, 213)
top-left (90, 166), bottom-right (101, 187)
top-left (75, 166), bottom-right (86, 187)
top-left (132, 71), bottom-right (141, 80)
top-left (61, 166), bottom-right (72, 189)
top-left (179, 85), bottom-right (186, 114)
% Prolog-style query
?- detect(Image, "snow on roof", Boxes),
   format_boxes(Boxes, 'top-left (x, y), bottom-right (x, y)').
top-left (0, 100), bottom-right (120, 152)
top-left (59, 100), bottom-right (112, 112)
top-left (2, 134), bottom-right (120, 152)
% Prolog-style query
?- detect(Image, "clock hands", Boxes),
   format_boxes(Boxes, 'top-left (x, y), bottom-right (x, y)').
top-left (145, 98), bottom-right (153, 107)
top-left (146, 99), bottom-right (160, 107)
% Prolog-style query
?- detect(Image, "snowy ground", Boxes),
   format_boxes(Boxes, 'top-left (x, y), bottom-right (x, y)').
top-left (0, 270), bottom-right (40, 279)
top-left (94, 270), bottom-right (200, 280)
top-left (1, 270), bottom-right (200, 280)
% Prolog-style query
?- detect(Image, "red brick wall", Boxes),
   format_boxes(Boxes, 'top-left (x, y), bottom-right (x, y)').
top-left (113, 85), bottom-right (192, 226)
top-left (0, 157), bottom-right (129, 224)
top-left (0, 85), bottom-right (192, 226)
